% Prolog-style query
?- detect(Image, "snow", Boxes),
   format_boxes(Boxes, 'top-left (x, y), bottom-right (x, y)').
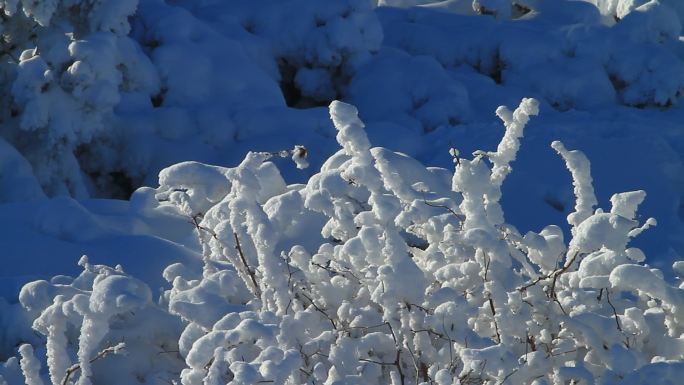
top-left (0, 0), bottom-right (684, 384)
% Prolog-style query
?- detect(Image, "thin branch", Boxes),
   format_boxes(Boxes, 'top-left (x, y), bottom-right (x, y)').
top-left (359, 358), bottom-right (395, 366)
top-left (62, 343), bottom-right (126, 385)
top-left (234, 232), bottom-right (261, 297)
top-left (394, 348), bottom-right (405, 385)
top-left (422, 195), bottom-right (465, 227)
top-left (311, 262), bottom-right (361, 284)
top-left (605, 288), bottom-right (629, 348)
top-left (517, 249), bottom-right (580, 300)
top-left (188, 213), bottom-right (263, 298)
top-left (300, 291), bottom-right (336, 329)
top-left (405, 302), bottom-right (433, 315)
top-left (441, 315), bottom-right (455, 369)
top-left (488, 296), bottom-right (502, 343)
top-left (604, 289), bottom-right (622, 332)
top-left (549, 250), bottom-right (579, 299)
top-left (499, 368), bottom-right (518, 385)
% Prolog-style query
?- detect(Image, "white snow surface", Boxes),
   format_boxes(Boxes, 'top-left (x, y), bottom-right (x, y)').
top-left (1, 0), bottom-right (684, 384)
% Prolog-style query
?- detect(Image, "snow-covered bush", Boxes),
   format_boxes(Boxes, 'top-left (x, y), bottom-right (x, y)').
top-left (0, 0), bottom-right (159, 197)
top-left (348, 49), bottom-right (470, 132)
top-left (379, 0), bottom-right (684, 110)
top-left (164, 0), bottom-right (383, 107)
top-left (3, 256), bottom-right (184, 385)
top-left (7, 98), bottom-right (682, 385)
top-left (150, 98), bottom-right (684, 384)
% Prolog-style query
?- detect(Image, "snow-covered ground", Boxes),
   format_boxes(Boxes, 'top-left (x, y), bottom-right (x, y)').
top-left (1, 0), bottom-right (684, 384)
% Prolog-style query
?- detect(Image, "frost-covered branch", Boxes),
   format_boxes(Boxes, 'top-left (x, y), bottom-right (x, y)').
top-left (551, 141), bottom-right (598, 232)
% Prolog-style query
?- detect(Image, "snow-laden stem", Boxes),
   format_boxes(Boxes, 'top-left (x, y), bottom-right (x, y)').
top-left (489, 98), bottom-right (540, 189)
top-left (551, 141), bottom-right (597, 231)
top-left (75, 315), bottom-right (109, 385)
top-left (484, 98), bottom-right (539, 225)
top-left (19, 344), bottom-right (44, 385)
top-left (31, 295), bottom-right (71, 385)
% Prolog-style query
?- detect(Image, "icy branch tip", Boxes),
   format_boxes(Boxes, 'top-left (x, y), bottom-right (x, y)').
top-left (329, 100), bottom-right (361, 128)
top-left (550, 140), bottom-right (564, 152)
top-left (329, 100), bottom-right (358, 117)
top-left (78, 255), bottom-right (89, 267)
top-left (519, 97), bottom-right (540, 116)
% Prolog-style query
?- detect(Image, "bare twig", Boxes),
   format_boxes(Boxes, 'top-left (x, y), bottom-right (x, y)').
top-left (62, 343), bottom-right (126, 385)
top-left (405, 302), bottom-right (433, 315)
top-left (188, 213), bottom-right (262, 298)
top-left (359, 358), bottom-right (395, 366)
top-left (234, 232), bottom-right (261, 297)
top-left (517, 249), bottom-right (580, 301)
top-left (422, 195), bottom-right (465, 226)
top-left (499, 368), bottom-right (518, 385)
top-left (604, 288), bottom-right (629, 348)
top-left (441, 315), bottom-right (455, 369)
top-left (403, 340), bottom-right (421, 382)
top-left (394, 348), bottom-right (405, 385)
top-left (488, 296), bottom-right (501, 343)
top-left (604, 289), bottom-right (622, 332)
top-left (311, 262), bottom-right (361, 284)
top-left (300, 291), bottom-right (336, 329)
top-left (549, 250), bottom-right (579, 299)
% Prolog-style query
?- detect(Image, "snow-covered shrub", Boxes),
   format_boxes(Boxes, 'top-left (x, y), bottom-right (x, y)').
top-left (604, 0), bottom-right (684, 106)
top-left (164, 0), bottom-right (383, 107)
top-left (348, 49), bottom-right (470, 132)
top-left (592, 0), bottom-right (684, 27)
top-left (0, 0), bottom-right (159, 197)
top-left (0, 0), bottom-right (386, 202)
top-left (72, 97), bottom-right (678, 385)
top-left (378, 1), bottom-right (684, 110)
top-left (6, 256), bottom-right (184, 385)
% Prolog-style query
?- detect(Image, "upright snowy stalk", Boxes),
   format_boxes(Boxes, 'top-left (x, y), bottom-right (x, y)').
top-left (18, 344), bottom-right (44, 385)
top-left (489, 98), bottom-right (540, 188)
top-left (74, 273), bottom-right (151, 385)
top-left (329, 100), bottom-right (382, 190)
top-left (32, 296), bottom-right (70, 385)
top-left (551, 141), bottom-right (597, 232)
top-left (453, 98), bottom-right (539, 232)
top-left (329, 101), bottom-right (426, 361)
top-left (485, 98), bottom-right (539, 225)
top-left (76, 314), bottom-right (109, 385)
